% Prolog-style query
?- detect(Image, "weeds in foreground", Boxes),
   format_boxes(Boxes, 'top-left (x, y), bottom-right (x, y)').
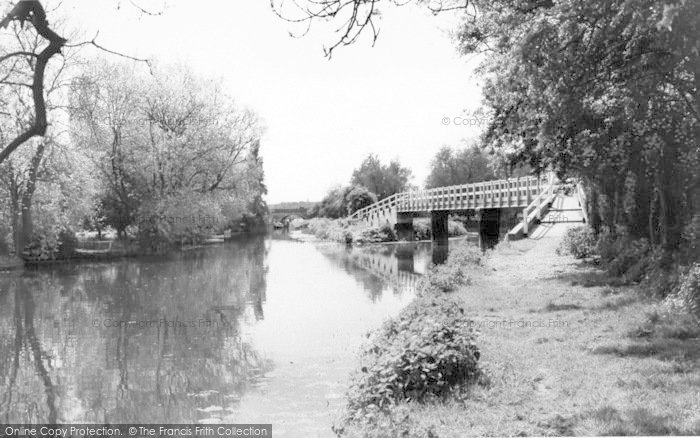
top-left (417, 245), bottom-right (482, 294)
top-left (586, 406), bottom-right (700, 436)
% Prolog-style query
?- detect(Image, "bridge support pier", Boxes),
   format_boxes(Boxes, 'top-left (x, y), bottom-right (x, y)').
top-left (395, 213), bottom-right (414, 241)
top-left (431, 210), bottom-right (449, 246)
top-left (479, 208), bottom-right (501, 248)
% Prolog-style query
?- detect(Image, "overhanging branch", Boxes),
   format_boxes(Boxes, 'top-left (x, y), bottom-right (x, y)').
top-left (0, 0), bottom-right (67, 164)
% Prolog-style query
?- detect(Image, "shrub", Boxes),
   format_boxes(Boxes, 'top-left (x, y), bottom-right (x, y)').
top-left (346, 185), bottom-right (378, 215)
top-left (419, 262), bottom-right (469, 293)
top-left (558, 226), bottom-right (597, 258)
top-left (413, 218), bottom-right (469, 240)
top-left (22, 232), bottom-right (61, 260)
top-left (136, 192), bottom-right (224, 251)
top-left (447, 242), bottom-right (483, 265)
top-left (57, 229), bottom-right (77, 257)
top-left (344, 230), bottom-right (354, 244)
top-left (664, 263), bottom-right (700, 319)
top-left (289, 218), bottom-right (308, 230)
top-left (413, 219), bottom-right (430, 240)
top-left (418, 243), bottom-right (481, 293)
top-left (357, 223), bottom-right (397, 243)
top-left (345, 294), bottom-right (481, 420)
top-left (601, 237), bottom-right (650, 279)
top-left (448, 220), bottom-right (468, 236)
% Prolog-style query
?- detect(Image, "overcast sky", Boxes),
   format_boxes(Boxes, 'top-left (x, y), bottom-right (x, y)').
top-left (56, 0), bottom-right (484, 203)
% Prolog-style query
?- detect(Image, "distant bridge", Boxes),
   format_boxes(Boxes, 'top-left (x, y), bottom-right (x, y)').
top-left (349, 173), bottom-right (561, 241)
top-left (269, 206), bottom-right (309, 227)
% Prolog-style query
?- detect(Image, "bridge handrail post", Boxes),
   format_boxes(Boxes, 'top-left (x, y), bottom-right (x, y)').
top-left (576, 181), bottom-right (589, 224)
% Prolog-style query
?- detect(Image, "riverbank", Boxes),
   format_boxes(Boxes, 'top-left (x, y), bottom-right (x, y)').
top-left (2, 230), bottom-right (268, 268)
top-left (338, 223), bottom-right (700, 436)
top-left (290, 217), bottom-right (468, 244)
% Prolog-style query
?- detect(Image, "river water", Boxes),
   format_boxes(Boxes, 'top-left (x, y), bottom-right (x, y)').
top-left (0, 234), bottom-right (464, 437)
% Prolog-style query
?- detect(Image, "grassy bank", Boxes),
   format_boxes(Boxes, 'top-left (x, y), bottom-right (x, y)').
top-left (336, 224), bottom-right (700, 437)
top-left (291, 217), bottom-right (468, 244)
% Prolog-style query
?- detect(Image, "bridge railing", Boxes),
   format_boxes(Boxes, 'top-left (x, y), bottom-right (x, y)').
top-left (349, 192), bottom-right (400, 220)
top-left (575, 181), bottom-right (589, 224)
top-left (349, 174), bottom-right (547, 221)
top-left (75, 239), bottom-right (114, 253)
top-left (520, 172), bottom-right (557, 235)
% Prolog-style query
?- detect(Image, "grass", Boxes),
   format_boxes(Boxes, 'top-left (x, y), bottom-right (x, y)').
top-left (337, 227), bottom-right (700, 437)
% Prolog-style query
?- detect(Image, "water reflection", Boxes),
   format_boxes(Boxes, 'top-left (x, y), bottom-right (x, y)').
top-left (0, 237), bottom-right (270, 424)
top-left (315, 243), bottom-right (430, 299)
top-left (0, 236), bottom-right (418, 436)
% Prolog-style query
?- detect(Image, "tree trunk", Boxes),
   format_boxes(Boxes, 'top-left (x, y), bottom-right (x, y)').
top-left (589, 186), bottom-right (602, 236)
top-left (19, 142), bottom-right (46, 251)
top-left (10, 185), bottom-right (21, 254)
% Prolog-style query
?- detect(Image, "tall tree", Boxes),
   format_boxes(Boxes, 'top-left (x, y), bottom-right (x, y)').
top-left (0, 0), bottom-right (161, 165)
top-left (351, 154), bottom-right (411, 200)
top-left (425, 144), bottom-right (494, 189)
top-left (0, 18), bottom-right (86, 253)
top-left (70, 61), bottom-right (266, 243)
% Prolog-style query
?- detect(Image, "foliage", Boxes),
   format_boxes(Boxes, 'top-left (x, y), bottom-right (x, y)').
top-left (357, 223), bottom-right (396, 244)
top-left (558, 226), bottom-right (597, 259)
top-left (425, 144), bottom-right (494, 189)
top-left (311, 184), bottom-right (377, 218)
top-left (418, 244), bottom-right (481, 293)
top-left (346, 185), bottom-right (378, 214)
top-left (241, 140), bottom-right (269, 231)
top-left (351, 154), bottom-right (412, 200)
top-left (664, 263), bottom-right (700, 319)
top-left (413, 218), bottom-right (468, 241)
top-left (136, 191), bottom-right (224, 251)
top-left (303, 217), bottom-right (397, 243)
top-left (345, 294), bottom-right (481, 420)
top-left (596, 232), bottom-right (651, 279)
top-left (419, 263), bottom-right (469, 293)
top-left (22, 232), bottom-right (61, 261)
top-left (457, 0), bottom-right (699, 252)
top-left (70, 61), bottom-right (266, 242)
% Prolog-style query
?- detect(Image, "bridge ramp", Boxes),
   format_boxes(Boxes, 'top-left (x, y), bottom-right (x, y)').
top-left (516, 195), bottom-right (585, 240)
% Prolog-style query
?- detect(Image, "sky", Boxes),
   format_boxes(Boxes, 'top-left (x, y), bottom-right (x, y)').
top-left (54, 0), bottom-right (486, 203)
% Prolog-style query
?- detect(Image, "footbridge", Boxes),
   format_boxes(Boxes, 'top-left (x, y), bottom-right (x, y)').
top-left (349, 173), bottom-right (562, 242)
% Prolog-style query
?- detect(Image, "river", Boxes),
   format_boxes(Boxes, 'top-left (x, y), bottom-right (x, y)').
top-left (0, 234), bottom-right (468, 436)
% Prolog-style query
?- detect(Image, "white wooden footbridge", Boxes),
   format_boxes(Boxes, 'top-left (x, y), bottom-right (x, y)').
top-left (348, 172), bottom-right (580, 241)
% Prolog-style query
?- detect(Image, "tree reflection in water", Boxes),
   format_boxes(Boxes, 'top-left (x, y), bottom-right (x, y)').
top-left (0, 236), bottom-right (270, 423)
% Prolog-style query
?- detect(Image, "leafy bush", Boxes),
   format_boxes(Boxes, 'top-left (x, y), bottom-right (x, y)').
top-left (357, 223), bottom-right (397, 243)
top-left (413, 218), bottom-right (469, 240)
top-left (419, 262), bottom-right (469, 293)
top-left (664, 263), bottom-right (700, 319)
top-left (447, 242), bottom-right (483, 266)
top-left (57, 229), bottom-right (77, 257)
top-left (345, 294), bottom-right (481, 420)
top-left (312, 184), bottom-right (378, 218)
top-left (449, 220), bottom-right (468, 236)
top-left (343, 230), bottom-right (354, 244)
top-left (22, 232), bottom-right (61, 261)
top-left (558, 226), bottom-right (597, 258)
top-left (346, 185), bottom-right (378, 215)
top-left (136, 192), bottom-right (224, 251)
top-left (418, 243), bottom-right (481, 293)
top-left (289, 218), bottom-right (308, 229)
top-left (597, 235), bottom-right (650, 279)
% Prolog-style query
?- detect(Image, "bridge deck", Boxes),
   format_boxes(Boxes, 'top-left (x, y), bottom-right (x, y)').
top-left (350, 175), bottom-right (551, 222)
